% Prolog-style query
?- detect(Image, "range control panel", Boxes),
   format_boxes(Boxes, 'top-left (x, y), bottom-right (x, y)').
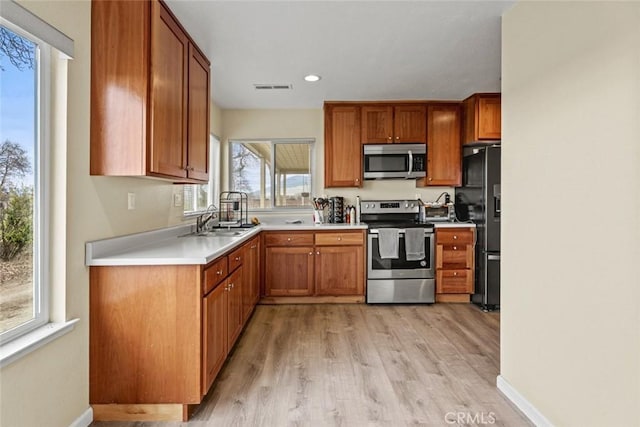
top-left (360, 200), bottom-right (420, 214)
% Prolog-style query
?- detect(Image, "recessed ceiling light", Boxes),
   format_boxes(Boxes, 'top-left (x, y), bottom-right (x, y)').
top-left (304, 74), bottom-right (321, 82)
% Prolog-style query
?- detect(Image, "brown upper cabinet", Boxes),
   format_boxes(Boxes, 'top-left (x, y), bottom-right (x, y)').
top-left (418, 104), bottom-right (462, 187)
top-left (91, 0), bottom-right (210, 183)
top-left (361, 104), bottom-right (427, 144)
top-left (324, 104), bottom-right (363, 188)
top-left (462, 93), bottom-right (501, 144)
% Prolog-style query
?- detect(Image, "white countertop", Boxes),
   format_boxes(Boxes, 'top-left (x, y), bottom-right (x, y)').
top-left (85, 222), bottom-right (368, 267)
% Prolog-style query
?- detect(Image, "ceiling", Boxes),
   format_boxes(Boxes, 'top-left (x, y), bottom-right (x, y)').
top-left (166, 1), bottom-right (514, 109)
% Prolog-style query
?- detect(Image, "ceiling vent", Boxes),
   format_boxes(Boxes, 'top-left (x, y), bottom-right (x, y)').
top-left (254, 84), bottom-right (293, 90)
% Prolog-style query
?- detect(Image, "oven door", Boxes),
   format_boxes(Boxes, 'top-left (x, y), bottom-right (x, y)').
top-left (367, 230), bottom-right (435, 279)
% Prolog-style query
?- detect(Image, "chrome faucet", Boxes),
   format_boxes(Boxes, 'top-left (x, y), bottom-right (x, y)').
top-left (196, 204), bottom-right (218, 233)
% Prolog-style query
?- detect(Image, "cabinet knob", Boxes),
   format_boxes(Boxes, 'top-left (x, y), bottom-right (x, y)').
top-left (355, 178), bottom-right (360, 183)
top-left (395, 136), bottom-right (399, 140)
top-left (229, 282), bottom-right (234, 289)
top-left (453, 272), bottom-right (458, 276)
top-left (388, 136), bottom-right (392, 140)
top-left (453, 235), bottom-right (458, 240)
top-left (217, 270), bottom-right (223, 275)
top-left (337, 237), bottom-right (342, 241)
top-left (453, 246), bottom-right (457, 250)
top-left (251, 245), bottom-right (257, 249)
top-left (428, 177), bottom-right (432, 181)
top-left (287, 237), bottom-right (292, 241)
top-left (309, 252), bottom-right (313, 255)
top-left (235, 256), bottom-right (241, 261)
top-left (316, 251), bottom-right (320, 255)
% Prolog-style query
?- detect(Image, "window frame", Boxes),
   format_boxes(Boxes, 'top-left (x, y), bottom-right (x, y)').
top-left (183, 134), bottom-right (220, 217)
top-left (228, 138), bottom-right (315, 211)
top-left (0, 20), bottom-right (51, 344)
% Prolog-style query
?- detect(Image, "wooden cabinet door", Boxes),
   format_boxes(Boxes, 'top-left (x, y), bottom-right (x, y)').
top-left (149, 1), bottom-right (188, 179)
top-left (477, 96), bottom-right (501, 140)
top-left (324, 105), bottom-right (362, 187)
top-left (361, 105), bottom-right (393, 144)
top-left (202, 281), bottom-right (227, 395)
top-left (315, 246), bottom-right (364, 296)
top-left (393, 105), bottom-right (427, 143)
top-left (241, 238), bottom-right (260, 323)
top-left (226, 267), bottom-right (243, 349)
top-left (423, 104), bottom-right (461, 186)
top-left (264, 246), bottom-right (314, 296)
top-left (187, 44), bottom-right (210, 182)
top-left (250, 237), bottom-right (261, 306)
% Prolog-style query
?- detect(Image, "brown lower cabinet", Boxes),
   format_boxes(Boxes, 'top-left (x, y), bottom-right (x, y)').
top-left (90, 234), bottom-right (260, 422)
top-left (435, 227), bottom-right (475, 303)
top-left (263, 230), bottom-right (365, 300)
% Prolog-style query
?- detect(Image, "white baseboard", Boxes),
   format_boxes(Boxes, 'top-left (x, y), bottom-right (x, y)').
top-left (68, 407), bottom-right (93, 427)
top-left (497, 375), bottom-right (553, 427)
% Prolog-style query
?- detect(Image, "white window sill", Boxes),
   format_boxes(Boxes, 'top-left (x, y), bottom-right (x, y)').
top-left (0, 319), bottom-right (79, 368)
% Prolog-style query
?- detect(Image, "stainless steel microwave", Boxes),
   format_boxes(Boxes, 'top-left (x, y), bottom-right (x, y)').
top-left (363, 144), bottom-right (426, 179)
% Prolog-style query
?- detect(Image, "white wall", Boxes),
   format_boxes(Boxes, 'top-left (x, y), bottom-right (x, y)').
top-left (501, 2), bottom-right (640, 426)
top-left (221, 109), bottom-right (455, 209)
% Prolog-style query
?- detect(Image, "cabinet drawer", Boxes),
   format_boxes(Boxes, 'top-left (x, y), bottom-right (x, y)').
top-left (204, 256), bottom-right (228, 294)
top-left (436, 244), bottom-right (474, 269)
top-left (228, 245), bottom-right (244, 272)
top-left (436, 228), bottom-right (474, 245)
top-left (315, 231), bottom-right (364, 246)
top-left (264, 233), bottom-right (314, 247)
top-left (436, 269), bottom-right (473, 294)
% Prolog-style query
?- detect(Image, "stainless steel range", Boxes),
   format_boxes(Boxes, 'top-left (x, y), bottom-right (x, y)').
top-left (362, 200), bottom-right (435, 303)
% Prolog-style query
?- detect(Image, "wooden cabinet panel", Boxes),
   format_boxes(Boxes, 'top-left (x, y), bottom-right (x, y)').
top-left (90, 0), bottom-right (150, 176)
top-left (149, 1), bottom-right (188, 178)
top-left (264, 232), bottom-right (314, 247)
top-left (90, 265), bottom-right (202, 404)
top-left (436, 245), bottom-right (474, 270)
top-left (187, 44), bottom-right (210, 181)
top-left (421, 104), bottom-right (461, 187)
top-left (264, 246), bottom-right (314, 296)
top-left (324, 104), bottom-right (362, 187)
top-left (226, 267), bottom-right (243, 348)
top-left (91, 0), bottom-right (210, 183)
top-left (361, 105), bottom-right (393, 144)
top-left (204, 256), bottom-right (228, 295)
top-left (228, 245), bottom-right (244, 272)
top-left (435, 228), bottom-right (474, 245)
top-left (435, 227), bottom-right (475, 302)
top-left (394, 105), bottom-right (427, 143)
top-left (462, 93), bottom-right (501, 144)
top-left (315, 246), bottom-right (364, 296)
top-left (202, 280), bottom-right (227, 395)
top-left (436, 269), bottom-right (473, 294)
top-left (242, 236), bottom-right (260, 321)
top-left (315, 231), bottom-right (364, 246)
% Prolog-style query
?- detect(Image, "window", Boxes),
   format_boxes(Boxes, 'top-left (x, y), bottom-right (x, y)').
top-left (183, 135), bottom-right (220, 215)
top-left (0, 23), bottom-right (49, 342)
top-left (229, 139), bottom-right (313, 209)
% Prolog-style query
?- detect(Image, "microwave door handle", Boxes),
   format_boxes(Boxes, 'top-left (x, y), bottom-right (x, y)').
top-left (407, 150), bottom-right (413, 179)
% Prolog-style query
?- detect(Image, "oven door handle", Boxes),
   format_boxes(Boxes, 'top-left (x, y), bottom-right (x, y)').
top-left (369, 229), bottom-right (433, 235)
top-left (406, 150), bottom-right (413, 179)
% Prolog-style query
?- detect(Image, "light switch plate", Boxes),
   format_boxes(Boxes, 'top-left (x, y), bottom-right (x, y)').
top-left (127, 192), bottom-right (136, 210)
top-left (173, 193), bottom-right (183, 207)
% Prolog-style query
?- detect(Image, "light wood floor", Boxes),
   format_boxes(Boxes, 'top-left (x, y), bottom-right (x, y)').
top-left (93, 304), bottom-right (531, 427)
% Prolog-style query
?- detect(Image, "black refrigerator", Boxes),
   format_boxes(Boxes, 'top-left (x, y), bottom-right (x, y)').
top-left (455, 145), bottom-right (501, 310)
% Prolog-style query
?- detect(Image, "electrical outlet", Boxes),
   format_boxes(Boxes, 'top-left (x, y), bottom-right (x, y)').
top-left (173, 193), bottom-right (183, 207)
top-left (127, 192), bottom-right (136, 210)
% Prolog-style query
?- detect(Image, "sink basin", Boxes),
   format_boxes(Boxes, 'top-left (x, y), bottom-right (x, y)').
top-left (181, 228), bottom-right (250, 238)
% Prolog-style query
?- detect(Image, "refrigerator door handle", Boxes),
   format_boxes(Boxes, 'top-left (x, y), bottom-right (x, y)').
top-left (487, 254), bottom-right (501, 261)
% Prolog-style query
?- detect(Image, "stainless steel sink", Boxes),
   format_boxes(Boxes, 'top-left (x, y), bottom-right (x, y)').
top-left (181, 228), bottom-right (250, 238)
